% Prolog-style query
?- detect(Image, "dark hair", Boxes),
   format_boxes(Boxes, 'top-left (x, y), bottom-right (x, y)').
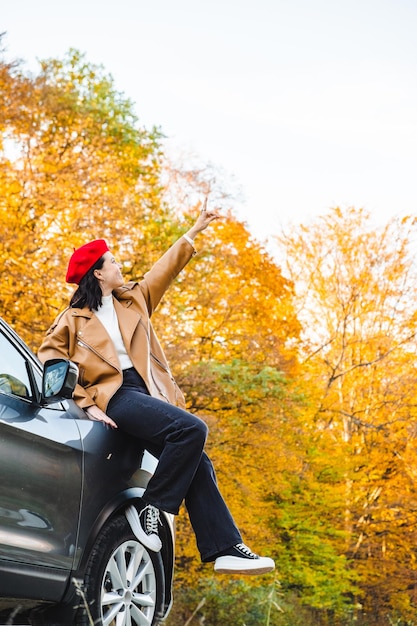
top-left (69, 256), bottom-right (105, 310)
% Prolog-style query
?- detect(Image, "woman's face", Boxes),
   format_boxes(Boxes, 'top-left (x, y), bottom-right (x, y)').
top-left (94, 252), bottom-right (124, 293)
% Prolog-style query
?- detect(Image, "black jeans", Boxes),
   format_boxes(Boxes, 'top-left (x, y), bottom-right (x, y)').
top-left (107, 368), bottom-right (242, 562)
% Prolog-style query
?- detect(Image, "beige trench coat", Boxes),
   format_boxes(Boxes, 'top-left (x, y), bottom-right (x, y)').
top-left (38, 237), bottom-right (195, 412)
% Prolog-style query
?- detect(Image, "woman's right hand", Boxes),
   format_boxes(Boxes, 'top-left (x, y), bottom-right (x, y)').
top-left (85, 405), bottom-right (118, 429)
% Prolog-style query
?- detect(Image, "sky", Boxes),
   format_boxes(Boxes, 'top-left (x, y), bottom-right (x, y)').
top-left (3, 0), bottom-right (417, 243)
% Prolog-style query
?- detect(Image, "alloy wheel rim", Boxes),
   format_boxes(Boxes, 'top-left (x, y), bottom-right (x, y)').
top-left (100, 540), bottom-right (157, 625)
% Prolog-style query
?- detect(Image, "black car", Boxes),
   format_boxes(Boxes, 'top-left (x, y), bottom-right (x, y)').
top-left (0, 317), bottom-right (175, 625)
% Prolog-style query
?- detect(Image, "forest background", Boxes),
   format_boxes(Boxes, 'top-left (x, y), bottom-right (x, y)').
top-left (2, 40), bottom-right (417, 626)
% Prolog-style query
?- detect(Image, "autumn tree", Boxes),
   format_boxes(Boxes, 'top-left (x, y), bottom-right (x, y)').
top-left (279, 207), bottom-right (417, 623)
top-left (0, 45), bottom-right (165, 347)
top-left (159, 224), bottom-right (303, 625)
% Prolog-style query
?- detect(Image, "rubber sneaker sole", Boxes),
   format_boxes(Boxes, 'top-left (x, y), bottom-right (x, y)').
top-left (214, 555), bottom-right (275, 575)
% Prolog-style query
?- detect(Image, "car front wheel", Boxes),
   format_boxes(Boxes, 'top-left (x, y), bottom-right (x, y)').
top-left (77, 513), bottom-right (165, 626)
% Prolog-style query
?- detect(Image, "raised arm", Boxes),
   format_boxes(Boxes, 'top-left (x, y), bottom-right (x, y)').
top-left (139, 205), bottom-right (220, 314)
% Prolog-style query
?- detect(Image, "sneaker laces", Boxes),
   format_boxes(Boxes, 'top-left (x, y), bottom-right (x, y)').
top-left (145, 504), bottom-right (161, 534)
top-left (236, 543), bottom-right (258, 558)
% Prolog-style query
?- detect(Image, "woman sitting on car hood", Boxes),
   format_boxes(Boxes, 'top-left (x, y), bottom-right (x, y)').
top-left (38, 204), bottom-right (275, 576)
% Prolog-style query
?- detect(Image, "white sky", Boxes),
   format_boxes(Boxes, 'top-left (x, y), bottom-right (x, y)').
top-left (3, 0), bottom-right (417, 242)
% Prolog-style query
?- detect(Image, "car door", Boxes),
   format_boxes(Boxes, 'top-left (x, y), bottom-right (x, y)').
top-left (0, 327), bottom-right (83, 574)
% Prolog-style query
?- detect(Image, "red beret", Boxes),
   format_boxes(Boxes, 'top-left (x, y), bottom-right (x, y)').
top-left (66, 239), bottom-right (110, 284)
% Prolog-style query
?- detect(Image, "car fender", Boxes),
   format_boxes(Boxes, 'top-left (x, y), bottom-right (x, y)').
top-left (71, 486), bottom-right (175, 578)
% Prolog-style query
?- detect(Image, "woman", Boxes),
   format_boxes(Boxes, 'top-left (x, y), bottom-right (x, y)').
top-left (38, 206), bottom-right (275, 575)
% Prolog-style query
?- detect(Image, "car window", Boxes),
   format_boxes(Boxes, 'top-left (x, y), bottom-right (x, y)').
top-left (0, 332), bottom-right (32, 399)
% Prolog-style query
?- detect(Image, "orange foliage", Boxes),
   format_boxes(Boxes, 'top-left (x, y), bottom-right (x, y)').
top-left (279, 207), bottom-right (417, 619)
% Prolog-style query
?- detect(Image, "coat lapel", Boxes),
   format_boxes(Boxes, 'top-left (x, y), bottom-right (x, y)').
top-left (75, 313), bottom-right (120, 369)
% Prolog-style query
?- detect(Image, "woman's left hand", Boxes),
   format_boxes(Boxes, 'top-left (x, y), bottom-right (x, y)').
top-left (85, 404), bottom-right (118, 429)
top-left (186, 198), bottom-right (221, 239)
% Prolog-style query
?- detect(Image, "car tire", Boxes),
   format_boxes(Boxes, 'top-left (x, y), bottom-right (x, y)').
top-left (76, 513), bottom-right (166, 626)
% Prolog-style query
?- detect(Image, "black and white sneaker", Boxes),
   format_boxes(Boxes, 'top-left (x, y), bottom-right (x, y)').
top-left (125, 504), bottom-right (162, 552)
top-left (214, 543), bottom-right (275, 575)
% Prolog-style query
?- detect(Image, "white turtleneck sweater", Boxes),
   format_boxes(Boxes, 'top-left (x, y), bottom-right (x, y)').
top-left (94, 294), bottom-right (133, 370)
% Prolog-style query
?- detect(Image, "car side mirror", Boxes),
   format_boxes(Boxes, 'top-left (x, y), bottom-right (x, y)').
top-left (42, 359), bottom-right (79, 403)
